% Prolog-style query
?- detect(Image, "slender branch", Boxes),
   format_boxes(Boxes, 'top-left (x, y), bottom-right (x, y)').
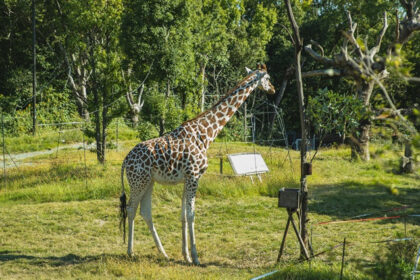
top-left (304, 45), bottom-right (335, 66)
top-left (302, 69), bottom-right (341, 78)
top-left (136, 84), bottom-right (144, 107)
top-left (344, 11), bottom-right (363, 57)
top-left (370, 72), bottom-right (417, 134)
top-left (395, 10), bottom-right (400, 45)
top-left (370, 12), bottom-right (388, 57)
top-left (310, 40), bottom-right (325, 57)
top-left (284, 0), bottom-right (302, 47)
top-left (281, 24), bottom-right (295, 45)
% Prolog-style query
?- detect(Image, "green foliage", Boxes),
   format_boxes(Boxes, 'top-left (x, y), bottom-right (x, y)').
top-left (372, 237), bottom-right (418, 280)
top-left (307, 88), bottom-right (367, 137)
top-left (217, 115), bottom-right (245, 142)
top-left (137, 121), bottom-right (159, 141)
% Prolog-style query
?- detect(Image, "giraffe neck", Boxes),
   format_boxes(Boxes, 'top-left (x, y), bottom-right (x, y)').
top-left (182, 72), bottom-right (260, 149)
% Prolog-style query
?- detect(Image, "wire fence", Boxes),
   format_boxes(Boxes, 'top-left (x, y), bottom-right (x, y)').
top-left (0, 116), bottom-right (297, 187)
top-left (1, 117), bottom-right (419, 279)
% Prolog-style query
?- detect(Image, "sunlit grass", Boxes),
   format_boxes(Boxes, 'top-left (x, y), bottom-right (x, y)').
top-left (0, 140), bottom-right (418, 279)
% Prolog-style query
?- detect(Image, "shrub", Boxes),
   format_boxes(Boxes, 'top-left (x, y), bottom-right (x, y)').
top-left (372, 237), bottom-right (417, 280)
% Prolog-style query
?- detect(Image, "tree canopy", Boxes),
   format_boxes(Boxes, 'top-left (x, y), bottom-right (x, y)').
top-left (0, 0), bottom-right (418, 162)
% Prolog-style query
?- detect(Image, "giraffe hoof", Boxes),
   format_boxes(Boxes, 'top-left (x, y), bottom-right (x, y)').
top-left (192, 259), bottom-right (200, 266)
top-left (184, 256), bottom-right (192, 264)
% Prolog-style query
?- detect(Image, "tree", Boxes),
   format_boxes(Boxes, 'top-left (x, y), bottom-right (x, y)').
top-left (121, 0), bottom-right (196, 135)
top-left (303, 0), bottom-right (420, 161)
top-left (283, 0), bottom-right (310, 259)
top-left (53, 0), bottom-right (125, 163)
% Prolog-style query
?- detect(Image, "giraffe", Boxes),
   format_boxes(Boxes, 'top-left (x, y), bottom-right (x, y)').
top-left (119, 64), bottom-right (275, 265)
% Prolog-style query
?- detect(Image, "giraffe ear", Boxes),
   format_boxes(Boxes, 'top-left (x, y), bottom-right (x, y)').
top-left (261, 64), bottom-right (267, 71)
top-left (257, 63), bottom-right (261, 70)
top-left (245, 67), bottom-right (252, 74)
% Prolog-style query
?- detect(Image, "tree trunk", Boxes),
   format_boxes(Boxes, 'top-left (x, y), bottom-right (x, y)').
top-left (200, 63), bottom-right (207, 112)
top-left (89, 39), bottom-right (104, 164)
top-left (351, 80), bottom-right (374, 161)
top-left (159, 118), bottom-right (165, 136)
top-left (401, 141), bottom-right (414, 173)
top-left (131, 114), bottom-right (139, 128)
top-left (284, 0), bottom-right (309, 258)
top-left (100, 106), bottom-right (107, 164)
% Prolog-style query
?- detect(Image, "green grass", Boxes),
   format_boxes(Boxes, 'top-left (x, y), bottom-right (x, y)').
top-left (0, 139), bottom-right (419, 279)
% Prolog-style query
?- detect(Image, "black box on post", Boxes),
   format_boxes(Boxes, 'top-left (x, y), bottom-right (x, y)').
top-left (278, 188), bottom-right (300, 209)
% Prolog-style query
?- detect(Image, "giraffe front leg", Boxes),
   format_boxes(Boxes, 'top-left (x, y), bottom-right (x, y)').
top-left (127, 198), bottom-right (140, 257)
top-left (181, 189), bottom-right (192, 263)
top-left (186, 178), bottom-right (200, 265)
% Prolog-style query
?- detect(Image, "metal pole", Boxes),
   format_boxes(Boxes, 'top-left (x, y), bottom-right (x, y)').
top-left (116, 119), bottom-right (119, 151)
top-left (1, 112), bottom-right (6, 187)
top-left (82, 124), bottom-right (88, 189)
top-left (340, 238), bottom-right (346, 280)
top-left (243, 102), bottom-right (247, 142)
top-left (32, 0), bottom-right (37, 135)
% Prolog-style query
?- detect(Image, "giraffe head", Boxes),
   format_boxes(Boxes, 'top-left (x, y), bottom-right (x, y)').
top-left (245, 64), bottom-right (275, 95)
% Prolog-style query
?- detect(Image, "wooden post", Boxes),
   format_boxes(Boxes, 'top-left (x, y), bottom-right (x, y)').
top-left (340, 238), bottom-right (346, 280)
top-left (277, 213), bottom-right (291, 262)
top-left (284, 0), bottom-right (309, 258)
top-left (277, 209), bottom-right (310, 262)
top-left (219, 157), bottom-right (223, 174)
top-left (56, 129), bottom-right (61, 158)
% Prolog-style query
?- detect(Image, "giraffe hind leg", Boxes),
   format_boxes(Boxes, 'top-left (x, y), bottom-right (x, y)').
top-left (140, 183), bottom-right (169, 259)
top-left (185, 177), bottom-right (200, 265)
top-left (181, 187), bottom-right (192, 263)
top-left (127, 195), bottom-right (140, 257)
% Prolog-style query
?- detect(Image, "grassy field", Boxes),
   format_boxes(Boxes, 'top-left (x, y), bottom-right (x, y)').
top-left (0, 137), bottom-right (419, 279)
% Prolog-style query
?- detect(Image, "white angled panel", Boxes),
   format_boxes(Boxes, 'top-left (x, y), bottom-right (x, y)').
top-left (227, 153), bottom-right (269, 175)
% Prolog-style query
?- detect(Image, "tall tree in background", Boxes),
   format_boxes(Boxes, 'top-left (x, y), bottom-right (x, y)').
top-left (121, 0), bottom-right (196, 135)
top-left (303, 0), bottom-right (419, 161)
top-left (53, 0), bottom-right (125, 163)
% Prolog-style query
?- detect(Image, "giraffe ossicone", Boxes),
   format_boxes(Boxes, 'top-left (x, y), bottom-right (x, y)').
top-left (119, 64), bottom-right (275, 265)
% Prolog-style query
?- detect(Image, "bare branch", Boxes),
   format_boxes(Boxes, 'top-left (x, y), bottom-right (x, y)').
top-left (281, 24), bottom-right (295, 45)
top-left (370, 12), bottom-right (388, 57)
top-left (403, 76), bottom-right (420, 82)
top-left (370, 72), bottom-right (417, 134)
top-left (302, 69), bottom-right (341, 78)
top-left (344, 11), bottom-right (363, 57)
top-left (136, 84), bottom-right (145, 107)
top-left (310, 40), bottom-right (324, 57)
top-left (304, 44), bottom-right (335, 66)
top-left (126, 84), bottom-right (134, 107)
top-left (284, 0), bottom-right (303, 47)
top-left (395, 10), bottom-right (400, 45)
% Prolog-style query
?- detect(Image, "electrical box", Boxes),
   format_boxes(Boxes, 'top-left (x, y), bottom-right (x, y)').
top-left (278, 188), bottom-right (300, 209)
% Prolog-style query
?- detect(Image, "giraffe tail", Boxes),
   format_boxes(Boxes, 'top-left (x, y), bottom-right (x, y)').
top-left (119, 161), bottom-right (127, 244)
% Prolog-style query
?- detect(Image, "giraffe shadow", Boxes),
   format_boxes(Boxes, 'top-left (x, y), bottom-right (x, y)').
top-left (0, 250), bottom-right (260, 269)
top-left (0, 250), bottom-right (115, 267)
